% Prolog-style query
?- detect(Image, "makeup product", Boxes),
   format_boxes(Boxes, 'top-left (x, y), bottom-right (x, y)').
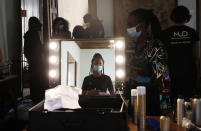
top-left (177, 97), bottom-right (184, 125)
top-left (137, 86), bottom-right (146, 131)
top-left (195, 98), bottom-right (201, 126)
top-left (131, 89), bottom-right (137, 124)
top-left (160, 115), bottom-right (169, 131)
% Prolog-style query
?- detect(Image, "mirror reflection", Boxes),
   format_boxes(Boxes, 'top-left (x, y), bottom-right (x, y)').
top-left (50, 0), bottom-right (114, 38)
top-left (60, 40), bottom-right (115, 89)
top-left (67, 52), bottom-right (77, 87)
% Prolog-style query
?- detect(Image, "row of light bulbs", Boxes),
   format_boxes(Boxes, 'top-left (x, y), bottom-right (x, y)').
top-left (49, 42), bottom-right (58, 78)
top-left (48, 40), bottom-right (125, 79)
top-left (112, 40), bottom-right (125, 79)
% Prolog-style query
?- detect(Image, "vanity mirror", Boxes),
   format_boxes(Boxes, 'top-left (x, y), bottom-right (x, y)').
top-left (49, 0), bottom-right (114, 38)
top-left (48, 38), bottom-right (125, 89)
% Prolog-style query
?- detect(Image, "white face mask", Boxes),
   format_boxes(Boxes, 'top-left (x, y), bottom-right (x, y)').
top-left (127, 25), bottom-right (142, 38)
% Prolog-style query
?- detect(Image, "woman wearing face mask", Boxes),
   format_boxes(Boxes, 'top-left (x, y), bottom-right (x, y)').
top-left (52, 17), bottom-right (71, 39)
top-left (125, 9), bottom-right (170, 115)
top-left (82, 53), bottom-right (114, 95)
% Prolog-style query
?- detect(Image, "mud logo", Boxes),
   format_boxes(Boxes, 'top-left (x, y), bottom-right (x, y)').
top-left (173, 31), bottom-right (189, 38)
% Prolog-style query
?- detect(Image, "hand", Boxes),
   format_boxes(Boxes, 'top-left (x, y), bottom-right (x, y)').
top-left (87, 89), bottom-right (100, 95)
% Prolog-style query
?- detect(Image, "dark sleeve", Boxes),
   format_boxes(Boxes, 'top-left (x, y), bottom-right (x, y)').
top-left (106, 76), bottom-right (113, 91)
top-left (82, 77), bottom-right (88, 91)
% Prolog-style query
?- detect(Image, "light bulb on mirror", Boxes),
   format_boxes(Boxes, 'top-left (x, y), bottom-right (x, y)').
top-left (49, 42), bottom-right (57, 50)
top-left (115, 40), bottom-right (124, 49)
top-left (116, 69), bottom-right (125, 78)
top-left (49, 70), bottom-right (57, 78)
top-left (116, 55), bottom-right (124, 64)
top-left (49, 56), bottom-right (57, 63)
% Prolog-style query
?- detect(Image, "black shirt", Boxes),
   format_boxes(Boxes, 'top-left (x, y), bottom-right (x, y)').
top-left (82, 74), bottom-right (113, 92)
top-left (162, 25), bottom-right (200, 75)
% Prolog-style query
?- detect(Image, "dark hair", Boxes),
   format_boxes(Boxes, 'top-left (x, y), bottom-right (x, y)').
top-left (73, 25), bottom-right (88, 39)
top-left (90, 53), bottom-right (104, 74)
top-left (52, 17), bottom-right (69, 33)
top-left (170, 6), bottom-right (191, 23)
top-left (83, 14), bottom-right (93, 23)
top-left (129, 8), bottom-right (162, 39)
top-left (28, 17), bottom-right (42, 29)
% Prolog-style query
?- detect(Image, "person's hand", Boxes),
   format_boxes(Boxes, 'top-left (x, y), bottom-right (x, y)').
top-left (87, 89), bottom-right (100, 95)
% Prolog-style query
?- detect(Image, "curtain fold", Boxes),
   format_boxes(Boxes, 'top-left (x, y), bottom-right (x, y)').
top-left (0, 0), bottom-right (9, 62)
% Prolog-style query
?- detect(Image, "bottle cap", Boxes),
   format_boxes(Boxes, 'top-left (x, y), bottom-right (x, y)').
top-left (178, 95), bottom-right (184, 99)
top-left (131, 89), bottom-right (137, 96)
top-left (137, 86), bottom-right (146, 95)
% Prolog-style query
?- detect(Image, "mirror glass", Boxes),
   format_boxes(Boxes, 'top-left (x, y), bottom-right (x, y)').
top-left (50, 0), bottom-right (114, 38)
top-left (67, 52), bottom-right (77, 87)
top-left (60, 40), bottom-right (115, 89)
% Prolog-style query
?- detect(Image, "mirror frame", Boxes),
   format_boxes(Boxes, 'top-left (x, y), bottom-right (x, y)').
top-left (48, 38), bottom-right (126, 89)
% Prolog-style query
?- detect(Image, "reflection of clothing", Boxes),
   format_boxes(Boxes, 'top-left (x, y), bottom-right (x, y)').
top-left (85, 19), bottom-right (104, 38)
top-left (162, 25), bottom-right (200, 101)
top-left (24, 29), bottom-right (45, 103)
top-left (52, 31), bottom-right (71, 39)
top-left (126, 36), bottom-right (170, 115)
top-left (82, 74), bottom-right (113, 92)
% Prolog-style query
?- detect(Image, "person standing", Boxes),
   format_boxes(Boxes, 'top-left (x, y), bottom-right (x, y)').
top-left (52, 17), bottom-right (71, 39)
top-left (125, 9), bottom-right (170, 115)
top-left (162, 6), bottom-right (200, 103)
top-left (24, 17), bottom-right (45, 103)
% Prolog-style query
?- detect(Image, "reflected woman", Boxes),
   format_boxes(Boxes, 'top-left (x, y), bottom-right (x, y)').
top-left (82, 53), bottom-right (114, 95)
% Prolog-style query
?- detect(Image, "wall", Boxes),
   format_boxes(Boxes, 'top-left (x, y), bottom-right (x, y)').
top-left (80, 49), bottom-right (115, 89)
top-left (178, 0), bottom-right (197, 29)
top-left (58, 0), bottom-right (88, 33)
top-left (0, 0), bottom-right (21, 62)
top-left (61, 41), bottom-right (80, 87)
top-left (97, 0), bottom-right (114, 37)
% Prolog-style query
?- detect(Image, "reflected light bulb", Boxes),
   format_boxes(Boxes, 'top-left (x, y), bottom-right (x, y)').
top-left (49, 42), bottom-right (57, 50)
top-left (49, 56), bottom-right (57, 63)
top-left (115, 40), bottom-right (124, 49)
top-left (116, 55), bottom-right (124, 64)
top-left (116, 69), bottom-right (125, 78)
top-left (110, 40), bottom-right (114, 43)
top-left (49, 70), bottom-right (57, 78)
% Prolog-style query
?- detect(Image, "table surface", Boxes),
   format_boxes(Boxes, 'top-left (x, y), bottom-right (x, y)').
top-left (128, 116), bottom-right (186, 131)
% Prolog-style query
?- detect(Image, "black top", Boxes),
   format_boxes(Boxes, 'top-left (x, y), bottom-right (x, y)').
top-left (162, 25), bottom-right (200, 75)
top-left (82, 74), bottom-right (113, 92)
top-left (24, 29), bottom-right (44, 63)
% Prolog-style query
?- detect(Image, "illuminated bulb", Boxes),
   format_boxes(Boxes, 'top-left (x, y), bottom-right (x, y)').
top-left (49, 42), bottom-right (57, 50)
top-left (49, 70), bottom-right (57, 78)
top-left (116, 55), bottom-right (124, 64)
top-left (115, 40), bottom-right (124, 49)
top-left (116, 69), bottom-right (125, 78)
top-left (49, 56), bottom-right (57, 63)
top-left (110, 40), bottom-right (114, 43)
